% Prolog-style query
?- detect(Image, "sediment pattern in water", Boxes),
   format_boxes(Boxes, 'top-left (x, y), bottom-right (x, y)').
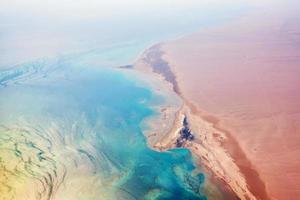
top-left (0, 58), bottom-right (206, 200)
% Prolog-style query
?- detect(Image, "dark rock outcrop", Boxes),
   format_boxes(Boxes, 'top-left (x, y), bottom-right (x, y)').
top-left (176, 116), bottom-right (195, 147)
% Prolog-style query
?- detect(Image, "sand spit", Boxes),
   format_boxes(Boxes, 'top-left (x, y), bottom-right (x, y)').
top-left (134, 1), bottom-right (300, 199)
top-left (157, 1), bottom-right (300, 199)
top-left (134, 0), bottom-right (300, 199)
top-left (134, 46), bottom-right (262, 200)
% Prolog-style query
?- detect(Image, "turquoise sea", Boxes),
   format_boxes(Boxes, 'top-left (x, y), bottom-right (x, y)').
top-left (0, 2), bottom-right (249, 199)
top-left (0, 60), bottom-right (206, 199)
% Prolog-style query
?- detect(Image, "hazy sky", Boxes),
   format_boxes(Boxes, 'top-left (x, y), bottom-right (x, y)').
top-left (0, 0), bottom-right (252, 69)
top-left (3, 0), bottom-right (296, 69)
top-left (0, 0), bottom-right (247, 20)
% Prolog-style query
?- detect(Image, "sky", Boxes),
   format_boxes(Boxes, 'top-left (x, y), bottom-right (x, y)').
top-left (0, 0), bottom-right (248, 20)
top-left (5, 0), bottom-right (298, 69)
top-left (0, 0), bottom-right (253, 69)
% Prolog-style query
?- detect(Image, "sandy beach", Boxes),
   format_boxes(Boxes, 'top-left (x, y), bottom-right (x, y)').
top-left (134, 0), bottom-right (300, 199)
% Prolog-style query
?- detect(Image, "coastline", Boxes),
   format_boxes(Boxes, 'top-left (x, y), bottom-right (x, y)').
top-left (133, 44), bottom-right (265, 200)
top-left (133, 1), bottom-right (300, 199)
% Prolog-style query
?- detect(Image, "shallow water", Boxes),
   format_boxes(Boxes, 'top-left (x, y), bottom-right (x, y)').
top-left (0, 1), bottom-right (250, 199)
top-left (0, 60), bottom-right (206, 199)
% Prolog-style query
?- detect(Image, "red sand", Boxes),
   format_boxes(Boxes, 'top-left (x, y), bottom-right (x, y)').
top-left (161, 1), bottom-right (300, 199)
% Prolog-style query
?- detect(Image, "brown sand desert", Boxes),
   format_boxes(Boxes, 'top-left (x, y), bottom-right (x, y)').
top-left (135, 0), bottom-right (300, 199)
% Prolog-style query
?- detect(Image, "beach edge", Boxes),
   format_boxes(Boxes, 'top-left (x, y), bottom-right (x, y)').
top-left (133, 44), bottom-right (269, 200)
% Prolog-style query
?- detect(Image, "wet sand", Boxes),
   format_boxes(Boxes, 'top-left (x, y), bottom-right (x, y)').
top-left (134, 0), bottom-right (300, 199)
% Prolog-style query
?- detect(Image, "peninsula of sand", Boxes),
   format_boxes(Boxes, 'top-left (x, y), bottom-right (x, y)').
top-left (134, 0), bottom-right (300, 199)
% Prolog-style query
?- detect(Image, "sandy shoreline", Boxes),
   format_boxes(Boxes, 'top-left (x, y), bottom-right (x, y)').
top-left (132, 2), bottom-right (300, 199)
top-left (133, 45), bottom-right (259, 200)
top-left (132, 1), bottom-right (300, 199)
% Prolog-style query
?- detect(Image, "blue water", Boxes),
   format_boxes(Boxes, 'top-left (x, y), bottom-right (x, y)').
top-left (0, 60), bottom-right (206, 199)
top-left (0, 2), bottom-right (251, 199)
